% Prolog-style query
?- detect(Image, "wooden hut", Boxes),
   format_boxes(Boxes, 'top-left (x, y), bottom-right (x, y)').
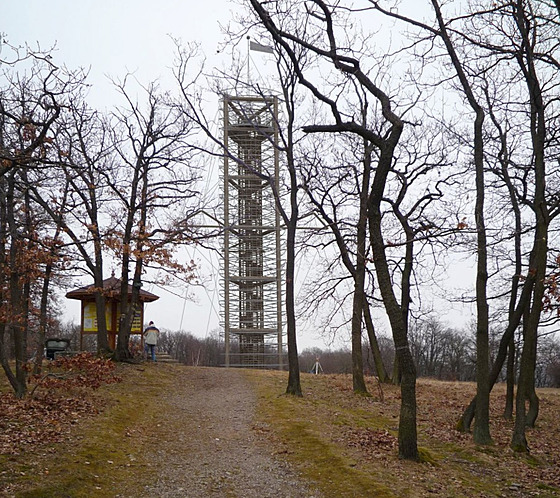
top-left (66, 275), bottom-right (159, 350)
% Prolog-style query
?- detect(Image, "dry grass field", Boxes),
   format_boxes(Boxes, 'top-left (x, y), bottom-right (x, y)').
top-left (249, 370), bottom-right (560, 496)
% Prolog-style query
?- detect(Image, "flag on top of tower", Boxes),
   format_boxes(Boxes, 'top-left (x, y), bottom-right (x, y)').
top-left (250, 40), bottom-right (274, 54)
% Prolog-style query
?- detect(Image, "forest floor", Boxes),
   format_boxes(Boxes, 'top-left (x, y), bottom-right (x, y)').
top-left (1, 362), bottom-right (560, 497)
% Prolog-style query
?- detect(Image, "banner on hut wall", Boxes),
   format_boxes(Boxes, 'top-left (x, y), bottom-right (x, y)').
top-left (83, 302), bottom-right (143, 333)
top-left (83, 302), bottom-right (112, 332)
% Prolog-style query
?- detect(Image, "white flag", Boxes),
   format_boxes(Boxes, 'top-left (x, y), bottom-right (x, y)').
top-left (250, 40), bottom-right (274, 54)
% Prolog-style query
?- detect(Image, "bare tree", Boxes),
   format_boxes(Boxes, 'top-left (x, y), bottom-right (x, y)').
top-left (30, 100), bottom-right (114, 354)
top-left (440, 0), bottom-right (494, 445)
top-left (106, 78), bottom-right (201, 361)
top-left (301, 130), bottom-right (382, 392)
top-left (248, 0), bottom-right (422, 459)
top-left (507, 0), bottom-right (555, 452)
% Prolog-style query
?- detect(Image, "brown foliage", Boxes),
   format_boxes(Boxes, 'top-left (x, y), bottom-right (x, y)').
top-left (544, 253), bottom-right (560, 316)
top-left (0, 353), bottom-right (120, 455)
top-left (29, 353), bottom-right (122, 393)
top-left (1, 354), bottom-right (120, 458)
top-left (0, 391), bottom-right (99, 457)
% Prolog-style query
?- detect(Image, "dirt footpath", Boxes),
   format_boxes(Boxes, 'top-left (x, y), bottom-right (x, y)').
top-left (137, 367), bottom-right (320, 498)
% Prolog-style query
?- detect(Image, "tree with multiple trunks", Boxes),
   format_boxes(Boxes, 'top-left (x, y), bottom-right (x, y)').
top-left (300, 130), bottom-right (391, 389)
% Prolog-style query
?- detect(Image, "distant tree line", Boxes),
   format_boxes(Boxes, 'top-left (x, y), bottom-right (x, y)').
top-left (300, 318), bottom-right (560, 389)
top-left (157, 330), bottom-right (223, 367)
top-left (13, 316), bottom-right (556, 387)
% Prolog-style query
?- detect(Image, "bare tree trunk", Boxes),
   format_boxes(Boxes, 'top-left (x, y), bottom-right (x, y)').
top-left (370, 209), bottom-right (417, 459)
top-left (472, 104), bottom-right (492, 445)
top-left (302, 136), bottom-right (372, 393)
top-left (6, 172), bottom-right (27, 398)
top-left (117, 245), bottom-right (144, 362)
top-left (115, 253), bottom-right (134, 362)
top-left (285, 218), bottom-right (302, 396)
top-left (503, 338), bottom-right (515, 420)
top-left (0, 189), bottom-right (11, 384)
top-left (368, 141), bottom-right (417, 461)
top-left (282, 84), bottom-right (302, 397)
top-left (115, 137), bottom-right (148, 362)
top-left (94, 286), bottom-right (110, 353)
top-left (33, 216), bottom-right (66, 374)
top-left (484, 80), bottom-right (524, 424)
top-left (350, 140), bottom-right (374, 394)
top-left (457, 274), bottom-right (534, 431)
top-left (510, 0), bottom-right (549, 452)
top-left (363, 301), bottom-right (391, 383)
top-left (33, 264), bottom-right (52, 375)
top-left (526, 388), bottom-right (539, 428)
top-left (513, 256), bottom-right (544, 450)
top-left (429, 0), bottom-right (492, 445)
top-left (351, 273), bottom-right (368, 394)
top-left (512, 312), bottom-right (540, 449)
top-left (0, 324), bottom-right (18, 389)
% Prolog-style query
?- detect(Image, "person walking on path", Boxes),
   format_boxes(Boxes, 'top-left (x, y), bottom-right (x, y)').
top-left (143, 321), bottom-right (160, 361)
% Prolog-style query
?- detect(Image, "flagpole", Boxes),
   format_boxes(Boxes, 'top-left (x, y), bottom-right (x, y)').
top-left (247, 36), bottom-right (251, 86)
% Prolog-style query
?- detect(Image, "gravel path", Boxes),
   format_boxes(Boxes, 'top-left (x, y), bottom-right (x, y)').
top-left (139, 366), bottom-right (320, 498)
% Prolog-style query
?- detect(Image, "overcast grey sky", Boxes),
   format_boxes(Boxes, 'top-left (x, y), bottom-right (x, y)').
top-left (2, 1), bottom-right (235, 106)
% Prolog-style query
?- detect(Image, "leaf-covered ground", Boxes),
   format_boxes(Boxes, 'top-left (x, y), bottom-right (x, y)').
top-left (247, 371), bottom-right (560, 497)
top-left (1, 364), bottom-right (559, 497)
top-left (0, 391), bottom-right (100, 457)
top-left (1, 354), bottom-right (120, 462)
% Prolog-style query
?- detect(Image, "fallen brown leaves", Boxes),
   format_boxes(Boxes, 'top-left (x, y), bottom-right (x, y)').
top-left (343, 427), bottom-right (398, 458)
top-left (29, 352), bottom-right (122, 393)
top-left (270, 373), bottom-right (560, 497)
top-left (1, 353), bottom-right (121, 457)
top-left (404, 379), bottom-right (560, 495)
top-left (0, 391), bottom-right (99, 456)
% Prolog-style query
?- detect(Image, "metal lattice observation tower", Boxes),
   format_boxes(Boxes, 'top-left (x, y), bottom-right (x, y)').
top-left (221, 95), bottom-right (284, 368)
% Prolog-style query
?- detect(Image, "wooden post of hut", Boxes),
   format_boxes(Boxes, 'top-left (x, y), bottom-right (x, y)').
top-left (66, 275), bottom-right (159, 351)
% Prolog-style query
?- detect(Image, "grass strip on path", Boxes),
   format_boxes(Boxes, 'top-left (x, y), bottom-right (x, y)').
top-left (245, 369), bottom-right (397, 498)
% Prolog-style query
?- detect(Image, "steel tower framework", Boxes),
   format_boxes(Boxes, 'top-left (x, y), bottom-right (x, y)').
top-left (222, 95), bottom-right (283, 368)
